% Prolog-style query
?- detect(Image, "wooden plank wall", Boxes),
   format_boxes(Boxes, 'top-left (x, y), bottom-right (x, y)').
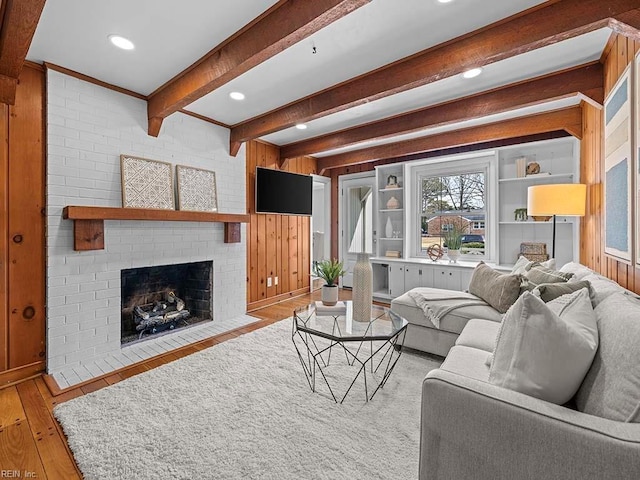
top-left (580, 34), bottom-right (640, 294)
top-left (0, 64), bottom-right (46, 382)
top-left (245, 141), bottom-right (317, 309)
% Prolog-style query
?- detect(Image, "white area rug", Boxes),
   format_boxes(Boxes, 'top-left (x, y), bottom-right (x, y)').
top-left (55, 319), bottom-right (440, 480)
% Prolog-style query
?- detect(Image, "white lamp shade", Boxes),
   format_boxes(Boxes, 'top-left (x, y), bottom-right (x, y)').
top-left (527, 184), bottom-right (586, 216)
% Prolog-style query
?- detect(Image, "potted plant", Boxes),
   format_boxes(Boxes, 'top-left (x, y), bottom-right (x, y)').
top-left (442, 224), bottom-right (464, 263)
top-left (313, 258), bottom-right (346, 306)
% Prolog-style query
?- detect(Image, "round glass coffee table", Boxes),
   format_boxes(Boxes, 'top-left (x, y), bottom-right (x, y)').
top-left (292, 301), bottom-right (408, 403)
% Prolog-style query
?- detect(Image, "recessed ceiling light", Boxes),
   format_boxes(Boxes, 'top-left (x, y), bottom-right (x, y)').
top-left (108, 35), bottom-right (134, 51)
top-left (295, 123), bottom-right (308, 130)
top-left (437, 0), bottom-right (454, 3)
top-left (462, 67), bottom-right (483, 79)
top-left (229, 91), bottom-right (245, 101)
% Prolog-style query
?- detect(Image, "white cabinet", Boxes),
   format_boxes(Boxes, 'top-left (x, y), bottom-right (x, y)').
top-left (371, 260), bottom-right (473, 300)
top-left (388, 263), bottom-right (406, 298)
top-left (434, 267), bottom-right (464, 291)
top-left (404, 264), bottom-right (434, 290)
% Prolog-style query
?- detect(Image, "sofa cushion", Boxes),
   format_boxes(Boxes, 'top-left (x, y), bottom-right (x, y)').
top-left (559, 261), bottom-right (594, 280)
top-left (440, 345), bottom-right (492, 382)
top-left (579, 273), bottom-right (624, 307)
top-left (468, 262), bottom-right (522, 313)
top-left (533, 280), bottom-right (591, 303)
top-left (524, 264), bottom-right (573, 288)
top-left (489, 289), bottom-right (598, 405)
top-left (391, 290), bottom-right (502, 334)
top-left (575, 292), bottom-right (640, 422)
top-left (511, 255), bottom-right (556, 275)
top-left (455, 319), bottom-right (501, 352)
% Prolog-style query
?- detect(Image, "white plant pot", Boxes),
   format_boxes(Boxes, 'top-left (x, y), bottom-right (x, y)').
top-left (321, 285), bottom-right (339, 306)
top-left (447, 249), bottom-right (460, 263)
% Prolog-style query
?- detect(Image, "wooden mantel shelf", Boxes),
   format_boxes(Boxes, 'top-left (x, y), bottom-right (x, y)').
top-left (63, 206), bottom-right (250, 251)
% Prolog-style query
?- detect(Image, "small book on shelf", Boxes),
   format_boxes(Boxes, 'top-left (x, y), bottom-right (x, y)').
top-left (314, 300), bottom-right (347, 316)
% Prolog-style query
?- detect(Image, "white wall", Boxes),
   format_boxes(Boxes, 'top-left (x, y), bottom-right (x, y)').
top-left (46, 69), bottom-right (247, 374)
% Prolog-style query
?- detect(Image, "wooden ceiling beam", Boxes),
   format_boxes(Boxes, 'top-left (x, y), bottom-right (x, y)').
top-left (280, 63), bottom-right (603, 160)
top-left (0, 0), bottom-right (47, 104)
top-left (609, 9), bottom-right (640, 40)
top-left (316, 106), bottom-right (583, 174)
top-left (230, 0), bottom-right (634, 148)
top-left (146, 0), bottom-right (371, 138)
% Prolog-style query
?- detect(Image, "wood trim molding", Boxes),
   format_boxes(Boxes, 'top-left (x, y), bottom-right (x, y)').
top-left (246, 286), bottom-right (311, 312)
top-left (44, 62), bottom-right (147, 100)
top-left (280, 63), bottom-right (603, 160)
top-left (317, 106), bottom-right (583, 173)
top-left (146, 0), bottom-right (371, 138)
top-left (609, 10), bottom-right (640, 40)
top-left (0, 0), bottom-right (46, 104)
top-left (230, 0), bottom-right (636, 145)
top-left (179, 109), bottom-right (231, 129)
top-left (0, 361), bottom-right (45, 388)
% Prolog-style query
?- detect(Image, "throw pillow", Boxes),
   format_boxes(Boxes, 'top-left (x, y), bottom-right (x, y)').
top-left (524, 264), bottom-right (573, 288)
top-left (575, 292), bottom-right (640, 422)
top-left (559, 262), bottom-right (593, 280)
top-left (468, 262), bottom-right (522, 314)
top-left (533, 280), bottom-right (591, 303)
top-left (489, 289), bottom-right (598, 405)
top-left (511, 255), bottom-right (556, 275)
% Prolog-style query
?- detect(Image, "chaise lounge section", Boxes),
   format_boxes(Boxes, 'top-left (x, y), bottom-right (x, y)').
top-left (418, 262), bottom-right (640, 479)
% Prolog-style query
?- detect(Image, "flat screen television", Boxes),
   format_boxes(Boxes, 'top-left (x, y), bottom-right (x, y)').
top-left (255, 167), bottom-right (312, 216)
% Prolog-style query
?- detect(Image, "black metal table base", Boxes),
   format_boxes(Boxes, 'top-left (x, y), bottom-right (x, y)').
top-left (292, 319), bottom-right (407, 403)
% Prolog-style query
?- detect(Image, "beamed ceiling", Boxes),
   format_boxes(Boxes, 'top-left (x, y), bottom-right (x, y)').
top-left (15, 0), bottom-right (640, 170)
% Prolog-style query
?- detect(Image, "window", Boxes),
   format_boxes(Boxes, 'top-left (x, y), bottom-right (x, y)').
top-left (472, 221), bottom-right (485, 230)
top-left (417, 168), bottom-right (487, 258)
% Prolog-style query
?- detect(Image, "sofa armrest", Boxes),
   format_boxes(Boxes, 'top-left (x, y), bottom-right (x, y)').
top-left (420, 369), bottom-right (640, 480)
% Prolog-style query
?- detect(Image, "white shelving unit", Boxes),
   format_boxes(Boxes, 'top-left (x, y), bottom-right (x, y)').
top-left (368, 136), bottom-right (580, 302)
top-left (375, 164), bottom-right (405, 259)
top-left (497, 137), bottom-right (579, 267)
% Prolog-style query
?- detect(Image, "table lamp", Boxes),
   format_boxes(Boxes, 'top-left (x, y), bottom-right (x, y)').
top-left (527, 184), bottom-right (586, 258)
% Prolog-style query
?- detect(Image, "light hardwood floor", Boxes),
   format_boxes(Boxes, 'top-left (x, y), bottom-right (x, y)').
top-left (0, 288), bottom-right (352, 478)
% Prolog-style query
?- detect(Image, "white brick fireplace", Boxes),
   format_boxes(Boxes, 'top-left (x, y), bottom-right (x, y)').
top-left (46, 69), bottom-right (251, 386)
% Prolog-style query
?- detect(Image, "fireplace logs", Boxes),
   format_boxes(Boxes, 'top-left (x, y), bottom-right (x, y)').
top-left (133, 291), bottom-right (191, 338)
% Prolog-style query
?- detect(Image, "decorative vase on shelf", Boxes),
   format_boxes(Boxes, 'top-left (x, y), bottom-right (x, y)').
top-left (385, 217), bottom-right (393, 238)
top-left (386, 196), bottom-right (400, 209)
top-left (447, 249), bottom-right (460, 263)
top-left (352, 253), bottom-right (372, 322)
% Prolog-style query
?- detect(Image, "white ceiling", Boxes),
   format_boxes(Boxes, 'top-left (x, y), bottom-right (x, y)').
top-left (27, 0), bottom-right (610, 157)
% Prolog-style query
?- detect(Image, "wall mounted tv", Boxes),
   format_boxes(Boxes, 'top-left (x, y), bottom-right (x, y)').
top-left (255, 167), bottom-right (312, 216)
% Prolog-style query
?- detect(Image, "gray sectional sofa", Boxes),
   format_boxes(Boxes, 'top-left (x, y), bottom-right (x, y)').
top-left (398, 261), bottom-right (640, 479)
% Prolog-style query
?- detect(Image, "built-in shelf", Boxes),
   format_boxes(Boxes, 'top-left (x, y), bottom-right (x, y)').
top-left (379, 208), bottom-right (403, 212)
top-left (63, 206), bottom-right (250, 251)
top-left (379, 237), bottom-right (403, 240)
top-left (379, 187), bottom-right (403, 192)
top-left (373, 290), bottom-right (392, 300)
top-left (498, 173), bottom-right (573, 184)
top-left (499, 220), bottom-right (574, 225)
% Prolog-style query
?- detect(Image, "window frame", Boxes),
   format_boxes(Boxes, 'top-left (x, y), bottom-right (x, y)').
top-left (410, 152), bottom-right (497, 262)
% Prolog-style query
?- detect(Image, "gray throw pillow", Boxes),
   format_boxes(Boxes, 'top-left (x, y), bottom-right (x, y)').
top-left (575, 292), bottom-right (640, 422)
top-left (489, 290), bottom-right (598, 405)
top-left (525, 264), bottom-right (573, 288)
top-left (468, 262), bottom-right (521, 314)
top-left (534, 280), bottom-right (591, 303)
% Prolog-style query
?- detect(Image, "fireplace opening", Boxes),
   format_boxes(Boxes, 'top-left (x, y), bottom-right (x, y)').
top-left (120, 261), bottom-right (213, 345)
